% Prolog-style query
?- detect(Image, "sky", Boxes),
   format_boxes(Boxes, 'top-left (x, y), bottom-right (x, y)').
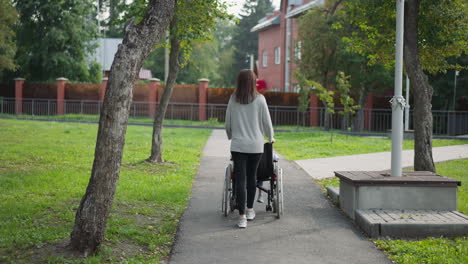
top-left (225, 0), bottom-right (281, 17)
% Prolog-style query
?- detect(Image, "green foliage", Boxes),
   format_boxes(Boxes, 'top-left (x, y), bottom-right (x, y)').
top-left (297, 4), bottom-right (340, 87)
top-left (336, 71), bottom-right (360, 116)
top-left (99, 0), bottom-right (126, 38)
top-left (0, 0), bottom-right (18, 77)
top-left (430, 54), bottom-right (468, 110)
top-left (178, 40), bottom-right (221, 83)
top-left (144, 47), bottom-right (165, 81)
top-left (375, 237), bottom-right (468, 264)
top-left (296, 70), bottom-right (335, 113)
top-left (297, 1), bottom-right (394, 110)
top-left (145, 19), bottom-right (237, 86)
top-left (231, 0), bottom-right (274, 72)
top-left (121, 0), bottom-right (231, 67)
top-left (436, 159), bottom-right (468, 214)
top-left (13, 0), bottom-right (98, 82)
top-left (86, 61), bottom-right (103, 84)
top-left (0, 119), bottom-right (210, 262)
top-left (172, 0), bottom-right (231, 68)
top-left (343, 0), bottom-right (468, 74)
top-left (273, 131), bottom-right (466, 161)
top-left (210, 20), bottom-right (238, 87)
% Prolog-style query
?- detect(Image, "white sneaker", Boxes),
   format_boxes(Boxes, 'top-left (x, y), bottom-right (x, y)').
top-left (238, 216), bottom-right (247, 228)
top-left (246, 209), bottom-right (256, 221)
top-left (257, 192), bottom-right (264, 203)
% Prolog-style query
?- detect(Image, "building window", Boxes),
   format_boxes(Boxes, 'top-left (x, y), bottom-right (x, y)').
top-left (295, 41), bottom-right (302, 60)
top-left (262, 51), bottom-right (268, 67)
top-left (275, 47), bottom-right (281, 64)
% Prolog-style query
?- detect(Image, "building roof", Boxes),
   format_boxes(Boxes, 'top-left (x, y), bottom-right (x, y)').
top-left (250, 15), bottom-right (281, 32)
top-left (251, 0), bottom-right (324, 32)
top-left (285, 0), bottom-right (324, 18)
top-left (92, 38), bottom-right (122, 71)
top-left (90, 38), bottom-right (153, 79)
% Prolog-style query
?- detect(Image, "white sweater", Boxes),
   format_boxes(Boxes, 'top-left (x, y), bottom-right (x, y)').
top-left (225, 94), bottom-right (274, 153)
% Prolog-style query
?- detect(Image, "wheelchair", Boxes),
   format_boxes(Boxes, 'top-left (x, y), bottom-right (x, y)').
top-left (221, 143), bottom-right (284, 219)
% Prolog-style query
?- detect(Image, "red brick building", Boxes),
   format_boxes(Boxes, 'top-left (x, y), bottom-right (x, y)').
top-left (251, 0), bottom-right (324, 92)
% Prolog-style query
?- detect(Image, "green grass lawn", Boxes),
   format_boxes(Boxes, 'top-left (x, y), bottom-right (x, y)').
top-left (0, 113), bottom-right (224, 127)
top-left (0, 119), bottom-right (211, 263)
top-left (0, 113), bottom-right (330, 132)
top-left (316, 159), bottom-right (468, 264)
top-left (274, 131), bottom-right (467, 160)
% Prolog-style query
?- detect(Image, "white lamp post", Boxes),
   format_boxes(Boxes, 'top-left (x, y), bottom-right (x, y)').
top-left (405, 75), bottom-right (410, 131)
top-left (452, 70), bottom-right (460, 110)
top-left (390, 0), bottom-right (406, 177)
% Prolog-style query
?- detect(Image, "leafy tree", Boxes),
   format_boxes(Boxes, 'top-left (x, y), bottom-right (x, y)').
top-left (140, 0), bottom-right (230, 163)
top-left (13, 0), bottom-right (99, 82)
top-left (213, 43), bottom-right (236, 87)
top-left (177, 40), bottom-right (221, 84)
top-left (82, 0), bottom-right (230, 169)
top-left (164, 19), bottom-right (237, 87)
top-left (232, 0), bottom-right (274, 73)
top-left (297, 2), bottom-right (341, 90)
top-left (336, 71), bottom-right (360, 129)
top-left (0, 0), bottom-right (18, 80)
top-left (98, 0), bottom-right (125, 38)
top-left (296, 1), bottom-right (343, 129)
top-left (144, 20), bottom-right (236, 87)
top-left (296, 71), bottom-right (335, 127)
top-left (144, 47), bottom-right (165, 81)
top-left (429, 54), bottom-right (468, 110)
top-left (343, 0), bottom-right (468, 172)
top-left (70, 0), bottom-right (176, 255)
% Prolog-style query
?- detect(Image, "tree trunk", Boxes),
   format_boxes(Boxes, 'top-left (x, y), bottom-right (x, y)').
top-left (323, 104), bottom-right (330, 130)
top-left (404, 0), bottom-right (435, 172)
top-left (70, 0), bottom-right (175, 256)
top-left (147, 19), bottom-right (182, 163)
top-left (356, 84), bottom-right (369, 131)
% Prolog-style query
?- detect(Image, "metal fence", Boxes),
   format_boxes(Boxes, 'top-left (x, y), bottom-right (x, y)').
top-left (1, 97), bottom-right (467, 135)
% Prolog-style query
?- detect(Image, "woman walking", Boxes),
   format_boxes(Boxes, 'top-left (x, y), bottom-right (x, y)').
top-left (225, 69), bottom-right (274, 228)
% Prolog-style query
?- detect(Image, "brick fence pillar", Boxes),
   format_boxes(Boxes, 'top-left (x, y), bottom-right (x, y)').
top-left (56, 77), bottom-right (68, 115)
top-left (364, 93), bottom-right (374, 130)
top-left (148, 78), bottom-right (160, 117)
top-left (309, 94), bottom-right (319, 127)
top-left (99, 77), bottom-right (108, 101)
top-left (198, 78), bottom-right (209, 121)
top-left (14, 78), bottom-right (25, 115)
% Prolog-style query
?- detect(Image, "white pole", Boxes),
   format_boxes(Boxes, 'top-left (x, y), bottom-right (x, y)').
top-left (164, 30), bottom-right (170, 82)
top-left (97, 3), bottom-right (101, 37)
top-left (391, 0), bottom-right (405, 177)
top-left (284, 15), bottom-right (291, 92)
top-left (250, 54), bottom-right (254, 71)
top-left (405, 75), bottom-right (410, 131)
top-left (452, 70), bottom-right (459, 110)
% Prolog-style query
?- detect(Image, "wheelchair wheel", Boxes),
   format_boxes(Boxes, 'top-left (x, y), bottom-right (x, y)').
top-left (222, 165), bottom-right (230, 217)
top-left (275, 168), bottom-right (283, 219)
top-left (278, 168), bottom-right (284, 217)
top-left (229, 177), bottom-right (236, 213)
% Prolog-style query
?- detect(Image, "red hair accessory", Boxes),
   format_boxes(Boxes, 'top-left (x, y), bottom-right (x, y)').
top-left (256, 79), bottom-right (267, 92)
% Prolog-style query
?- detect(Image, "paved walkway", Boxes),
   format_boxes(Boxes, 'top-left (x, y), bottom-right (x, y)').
top-left (169, 130), bottom-right (390, 264)
top-left (296, 144), bottom-right (468, 179)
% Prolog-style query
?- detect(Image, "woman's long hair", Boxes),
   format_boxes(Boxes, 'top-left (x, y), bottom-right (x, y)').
top-left (235, 69), bottom-right (258, 104)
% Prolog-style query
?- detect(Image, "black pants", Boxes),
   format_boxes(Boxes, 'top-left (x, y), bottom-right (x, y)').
top-left (231, 151), bottom-right (263, 215)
